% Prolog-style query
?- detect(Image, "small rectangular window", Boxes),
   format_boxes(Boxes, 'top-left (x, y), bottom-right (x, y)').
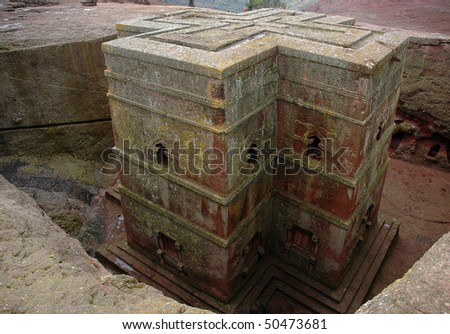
top-left (157, 232), bottom-right (184, 272)
top-left (288, 225), bottom-right (315, 253)
top-left (158, 233), bottom-right (181, 259)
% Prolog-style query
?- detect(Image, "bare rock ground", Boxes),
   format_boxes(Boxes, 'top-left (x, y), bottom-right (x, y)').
top-left (2, 1), bottom-right (447, 50)
top-left (0, 175), bottom-right (209, 314)
top-left (0, 3), bottom-right (184, 50)
top-left (358, 232), bottom-right (450, 313)
top-left (307, 0), bottom-right (450, 35)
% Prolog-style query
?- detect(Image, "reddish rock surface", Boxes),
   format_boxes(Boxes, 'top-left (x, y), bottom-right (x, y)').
top-left (307, 0), bottom-right (450, 35)
top-left (358, 231), bottom-right (450, 313)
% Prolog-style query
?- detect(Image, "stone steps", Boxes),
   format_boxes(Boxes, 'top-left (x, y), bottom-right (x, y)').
top-left (97, 216), bottom-right (399, 313)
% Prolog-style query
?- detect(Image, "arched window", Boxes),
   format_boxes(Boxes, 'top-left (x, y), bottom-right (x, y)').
top-left (307, 134), bottom-right (322, 160)
top-left (155, 143), bottom-right (168, 166)
top-left (247, 143), bottom-right (258, 165)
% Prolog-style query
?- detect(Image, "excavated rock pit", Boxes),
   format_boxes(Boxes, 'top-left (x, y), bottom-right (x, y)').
top-left (0, 2), bottom-right (449, 313)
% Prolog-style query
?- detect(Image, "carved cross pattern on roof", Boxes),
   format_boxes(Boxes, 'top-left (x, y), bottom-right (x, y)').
top-left (112, 8), bottom-right (406, 76)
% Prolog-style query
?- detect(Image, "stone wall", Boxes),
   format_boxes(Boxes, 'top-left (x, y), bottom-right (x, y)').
top-left (0, 4), bottom-right (190, 172)
top-left (401, 36), bottom-right (450, 139)
top-left (0, 37), bottom-right (114, 162)
top-left (390, 34), bottom-right (450, 169)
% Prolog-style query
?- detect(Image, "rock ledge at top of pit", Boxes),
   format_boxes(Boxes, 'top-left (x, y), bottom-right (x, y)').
top-left (0, 175), bottom-right (209, 314)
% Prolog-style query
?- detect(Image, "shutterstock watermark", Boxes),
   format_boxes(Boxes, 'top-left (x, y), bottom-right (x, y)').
top-left (101, 139), bottom-right (349, 177)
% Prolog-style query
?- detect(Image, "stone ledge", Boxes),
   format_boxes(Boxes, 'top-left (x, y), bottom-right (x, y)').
top-left (0, 175), bottom-right (209, 314)
top-left (357, 232), bottom-right (450, 314)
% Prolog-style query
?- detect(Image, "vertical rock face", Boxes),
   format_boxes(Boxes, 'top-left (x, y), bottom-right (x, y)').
top-left (0, 37), bottom-right (114, 161)
top-left (103, 8), bottom-right (408, 306)
top-left (391, 37), bottom-right (450, 170)
top-left (401, 41), bottom-right (450, 139)
top-left (0, 176), bottom-right (209, 314)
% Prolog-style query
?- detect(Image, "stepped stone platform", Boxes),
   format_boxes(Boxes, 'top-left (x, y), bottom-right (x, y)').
top-left (98, 8), bottom-right (407, 313)
top-left (99, 217), bottom-right (399, 313)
